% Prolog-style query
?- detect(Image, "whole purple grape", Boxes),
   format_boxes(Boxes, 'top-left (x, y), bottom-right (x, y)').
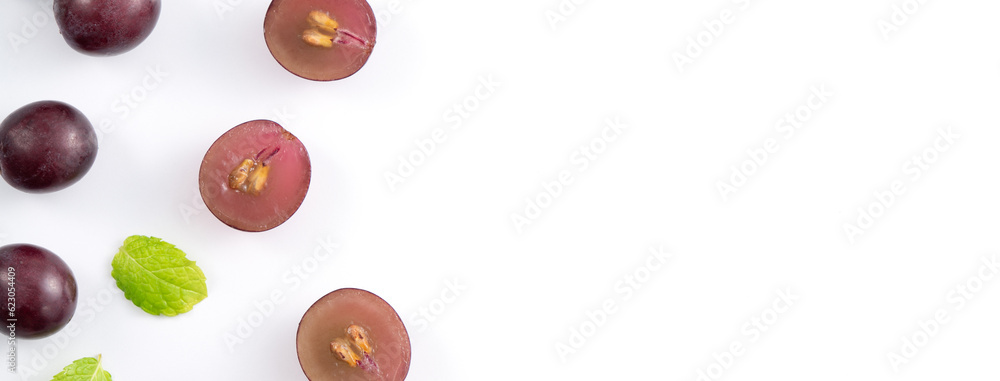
top-left (54, 0), bottom-right (161, 56)
top-left (0, 101), bottom-right (98, 193)
top-left (0, 244), bottom-right (78, 339)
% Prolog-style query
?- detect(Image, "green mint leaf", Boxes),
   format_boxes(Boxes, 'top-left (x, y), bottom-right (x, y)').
top-left (112, 235), bottom-right (207, 316)
top-left (51, 354), bottom-right (112, 381)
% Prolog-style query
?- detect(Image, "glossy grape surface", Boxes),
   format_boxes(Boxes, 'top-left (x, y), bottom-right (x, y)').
top-left (0, 244), bottom-right (78, 339)
top-left (54, 0), bottom-right (161, 55)
top-left (0, 101), bottom-right (98, 193)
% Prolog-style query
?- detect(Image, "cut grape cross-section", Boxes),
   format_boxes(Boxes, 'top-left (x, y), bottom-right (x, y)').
top-left (264, 0), bottom-right (377, 81)
top-left (297, 288), bottom-right (411, 381)
top-left (199, 120), bottom-right (311, 232)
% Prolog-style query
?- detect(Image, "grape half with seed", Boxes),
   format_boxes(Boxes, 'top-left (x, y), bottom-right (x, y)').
top-left (297, 288), bottom-right (411, 381)
top-left (199, 120), bottom-right (311, 232)
top-left (264, 0), bottom-right (377, 81)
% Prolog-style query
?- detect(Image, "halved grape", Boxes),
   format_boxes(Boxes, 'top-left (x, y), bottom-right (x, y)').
top-left (0, 244), bottom-right (78, 339)
top-left (264, 0), bottom-right (377, 81)
top-left (54, 0), bottom-right (161, 56)
top-left (297, 288), bottom-right (411, 381)
top-left (0, 101), bottom-right (98, 193)
top-left (199, 120), bottom-right (311, 232)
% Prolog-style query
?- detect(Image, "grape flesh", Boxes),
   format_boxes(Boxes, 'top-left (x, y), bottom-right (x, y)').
top-left (0, 101), bottom-right (98, 193)
top-left (297, 288), bottom-right (411, 381)
top-left (264, 0), bottom-right (377, 81)
top-left (199, 120), bottom-right (311, 232)
top-left (0, 244), bottom-right (78, 339)
top-left (54, 0), bottom-right (161, 56)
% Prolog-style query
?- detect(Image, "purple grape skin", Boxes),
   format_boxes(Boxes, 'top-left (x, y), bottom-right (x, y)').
top-left (0, 101), bottom-right (98, 193)
top-left (54, 0), bottom-right (161, 56)
top-left (0, 244), bottom-right (78, 339)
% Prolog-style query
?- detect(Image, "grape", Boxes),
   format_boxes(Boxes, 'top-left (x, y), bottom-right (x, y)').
top-left (199, 120), bottom-right (311, 232)
top-left (54, 0), bottom-right (161, 56)
top-left (297, 288), bottom-right (411, 381)
top-left (0, 101), bottom-right (98, 193)
top-left (264, 0), bottom-right (377, 81)
top-left (0, 244), bottom-right (78, 339)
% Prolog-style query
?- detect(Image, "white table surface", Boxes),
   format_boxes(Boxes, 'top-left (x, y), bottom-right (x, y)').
top-left (2, 0), bottom-right (1000, 380)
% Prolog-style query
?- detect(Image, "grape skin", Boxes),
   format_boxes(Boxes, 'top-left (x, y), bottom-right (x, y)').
top-left (0, 101), bottom-right (98, 193)
top-left (0, 244), bottom-right (77, 340)
top-left (54, 0), bottom-right (161, 56)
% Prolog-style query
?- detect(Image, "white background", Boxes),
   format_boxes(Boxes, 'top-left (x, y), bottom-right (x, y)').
top-left (2, 0), bottom-right (1000, 380)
